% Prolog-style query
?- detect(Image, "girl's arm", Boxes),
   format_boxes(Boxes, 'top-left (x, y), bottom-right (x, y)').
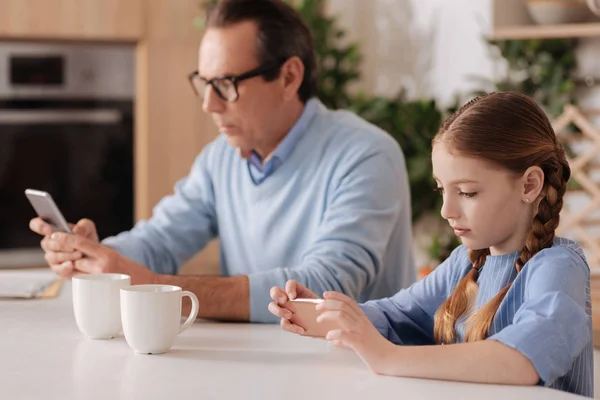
top-left (381, 340), bottom-right (538, 385)
top-left (319, 291), bottom-right (538, 385)
top-left (318, 245), bottom-right (590, 388)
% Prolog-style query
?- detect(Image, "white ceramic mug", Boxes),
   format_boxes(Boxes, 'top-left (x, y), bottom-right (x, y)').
top-left (120, 285), bottom-right (199, 354)
top-left (72, 273), bottom-right (131, 339)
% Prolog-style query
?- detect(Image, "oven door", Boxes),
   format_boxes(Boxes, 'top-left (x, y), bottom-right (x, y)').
top-left (0, 105), bottom-right (134, 268)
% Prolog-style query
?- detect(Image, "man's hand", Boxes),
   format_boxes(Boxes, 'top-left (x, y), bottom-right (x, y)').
top-left (47, 232), bottom-right (157, 285)
top-left (268, 280), bottom-right (319, 335)
top-left (30, 217), bottom-right (99, 241)
top-left (30, 217), bottom-right (99, 277)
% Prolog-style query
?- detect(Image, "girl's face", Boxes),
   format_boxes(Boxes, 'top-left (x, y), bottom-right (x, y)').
top-left (432, 141), bottom-right (540, 256)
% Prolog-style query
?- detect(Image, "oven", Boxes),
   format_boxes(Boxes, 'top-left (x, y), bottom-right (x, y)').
top-left (0, 42), bottom-right (135, 268)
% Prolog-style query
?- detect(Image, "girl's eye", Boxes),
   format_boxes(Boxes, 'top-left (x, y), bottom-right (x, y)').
top-left (460, 192), bottom-right (477, 198)
top-left (434, 187), bottom-right (444, 195)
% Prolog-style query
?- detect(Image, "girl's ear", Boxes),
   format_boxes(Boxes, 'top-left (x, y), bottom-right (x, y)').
top-left (521, 166), bottom-right (544, 202)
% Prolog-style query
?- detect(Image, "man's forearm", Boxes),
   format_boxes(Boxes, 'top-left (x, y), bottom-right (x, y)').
top-left (154, 274), bottom-right (250, 321)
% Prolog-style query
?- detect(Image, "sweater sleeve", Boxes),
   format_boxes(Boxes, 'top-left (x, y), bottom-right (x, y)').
top-left (102, 145), bottom-right (218, 275)
top-left (248, 145), bottom-right (410, 322)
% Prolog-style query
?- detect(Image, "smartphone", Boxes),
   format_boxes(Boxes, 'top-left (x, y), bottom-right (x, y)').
top-left (25, 189), bottom-right (72, 233)
top-left (285, 298), bottom-right (340, 338)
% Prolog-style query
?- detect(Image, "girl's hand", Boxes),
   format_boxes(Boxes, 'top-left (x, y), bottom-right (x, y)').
top-left (268, 280), bottom-right (319, 335)
top-left (317, 291), bottom-right (395, 374)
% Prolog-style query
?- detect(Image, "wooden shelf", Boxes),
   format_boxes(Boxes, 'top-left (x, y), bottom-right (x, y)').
top-left (492, 0), bottom-right (600, 40)
top-left (492, 22), bottom-right (600, 40)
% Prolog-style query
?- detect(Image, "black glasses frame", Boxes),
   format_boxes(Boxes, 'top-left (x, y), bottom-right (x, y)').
top-left (188, 60), bottom-right (286, 103)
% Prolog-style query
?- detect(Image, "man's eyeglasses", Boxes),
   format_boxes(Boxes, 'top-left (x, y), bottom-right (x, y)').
top-left (188, 60), bottom-right (285, 103)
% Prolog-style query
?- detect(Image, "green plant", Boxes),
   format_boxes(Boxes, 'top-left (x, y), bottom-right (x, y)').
top-left (349, 93), bottom-right (447, 221)
top-left (290, 1), bottom-right (457, 223)
top-left (294, 0), bottom-right (361, 109)
top-left (474, 38), bottom-right (578, 119)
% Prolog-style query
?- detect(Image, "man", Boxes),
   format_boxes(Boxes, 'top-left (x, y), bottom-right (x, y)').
top-left (30, 0), bottom-right (414, 323)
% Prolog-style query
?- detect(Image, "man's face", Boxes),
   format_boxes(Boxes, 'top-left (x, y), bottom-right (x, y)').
top-left (198, 21), bottom-right (287, 157)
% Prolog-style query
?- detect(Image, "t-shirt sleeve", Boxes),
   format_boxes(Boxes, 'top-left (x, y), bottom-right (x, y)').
top-left (488, 246), bottom-right (591, 386)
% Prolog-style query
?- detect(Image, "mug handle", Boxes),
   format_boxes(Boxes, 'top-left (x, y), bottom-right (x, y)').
top-left (588, 0), bottom-right (600, 16)
top-left (179, 291), bottom-right (199, 334)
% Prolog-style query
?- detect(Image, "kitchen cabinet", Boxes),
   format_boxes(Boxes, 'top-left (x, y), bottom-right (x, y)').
top-left (136, 0), bottom-right (219, 274)
top-left (0, 0), bottom-right (219, 273)
top-left (0, 0), bottom-right (143, 41)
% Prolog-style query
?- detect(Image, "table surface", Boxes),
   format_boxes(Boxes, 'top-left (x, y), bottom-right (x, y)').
top-left (0, 280), bottom-right (587, 400)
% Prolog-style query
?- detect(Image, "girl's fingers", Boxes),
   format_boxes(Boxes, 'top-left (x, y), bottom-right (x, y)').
top-left (317, 298), bottom-right (360, 320)
top-left (325, 329), bottom-right (347, 342)
top-left (331, 339), bottom-right (350, 349)
top-left (317, 310), bottom-right (357, 331)
top-left (322, 291), bottom-right (363, 315)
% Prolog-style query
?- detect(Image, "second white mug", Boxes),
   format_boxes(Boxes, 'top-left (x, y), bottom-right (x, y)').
top-left (120, 285), bottom-right (199, 354)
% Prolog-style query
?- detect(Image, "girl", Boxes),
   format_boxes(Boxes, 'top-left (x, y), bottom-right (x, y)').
top-left (268, 92), bottom-right (593, 397)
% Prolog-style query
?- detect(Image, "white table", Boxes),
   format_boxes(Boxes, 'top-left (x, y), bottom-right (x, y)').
top-left (0, 281), bottom-right (586, 400)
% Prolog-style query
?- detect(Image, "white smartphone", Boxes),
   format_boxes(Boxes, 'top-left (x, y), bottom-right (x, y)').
top-left (25, 189), bottom-right (72, 233)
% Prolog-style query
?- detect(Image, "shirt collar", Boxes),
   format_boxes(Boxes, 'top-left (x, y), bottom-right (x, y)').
top-left (250, 97), bottom-right (319, 168)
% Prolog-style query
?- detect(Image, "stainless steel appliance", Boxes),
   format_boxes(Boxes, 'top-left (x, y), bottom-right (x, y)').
top-left (0, 42), bottom-right (135, 268)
